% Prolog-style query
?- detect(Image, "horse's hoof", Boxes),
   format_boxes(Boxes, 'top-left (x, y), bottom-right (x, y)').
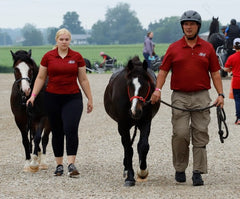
top-left (29, 167), bottom-right (39, 173)
top-left (30, 155), bottom-right (39, 172)
top-left (23, 160), bottom-right (31, 172)
top-left (23, 166), bottom-right (31, 172)
top-left (137, 168), bottom-right (149, 179)
top-left (124, 180), bottom-right (135, 187)
top-left (39, 164), bottom-right (48, 170)
top-left (29, 165), bottom-right (39, 172)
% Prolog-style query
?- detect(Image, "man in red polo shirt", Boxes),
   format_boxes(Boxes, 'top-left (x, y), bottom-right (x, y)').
top-left (151, 10), bottom-right (224, 186)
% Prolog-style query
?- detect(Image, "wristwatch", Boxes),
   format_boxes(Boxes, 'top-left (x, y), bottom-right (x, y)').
top-left (218, 93), bottom-right (225, 98)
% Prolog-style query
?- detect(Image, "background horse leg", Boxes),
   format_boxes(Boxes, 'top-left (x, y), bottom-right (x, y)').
top-left (118, 124), bottom-right (135, 186)
top-left (137, 122), bottom-right (151, 180)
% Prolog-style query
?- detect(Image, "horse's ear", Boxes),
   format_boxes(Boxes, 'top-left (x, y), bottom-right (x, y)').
top-left (127, 60), bottom-right (134, 71)
top-left (28, 49), bottom-right (32, 58)
top-left (10, 50), bottom-right (16, 60)
top-left (143, 60), bottom-right (148, 70)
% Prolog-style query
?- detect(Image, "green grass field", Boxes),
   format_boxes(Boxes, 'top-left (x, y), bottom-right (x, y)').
top-left (0, 43), bottom-right (169, 72)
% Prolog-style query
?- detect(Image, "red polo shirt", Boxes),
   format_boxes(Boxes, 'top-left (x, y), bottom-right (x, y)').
top-left (41, 48), bottom-right (85, 94)
top-left (160, 36), bottom-right (220, 92)
top-left (225, 51), bottom-right (240, 89)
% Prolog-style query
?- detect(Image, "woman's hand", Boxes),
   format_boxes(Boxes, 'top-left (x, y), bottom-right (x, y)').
top-left (26, 95), bottom-right (36, 106)
top-left (87, 99), bottom-right (93, 113)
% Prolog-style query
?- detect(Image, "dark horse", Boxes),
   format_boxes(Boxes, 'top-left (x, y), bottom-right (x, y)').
top-left (104, 56), bottom-right (160, 186)
top-left (208, 17), bottom-right (228, 77)
top-left (208, 17), bottom-right (225, 51)
top-left (10, 49), bottom-right (51, 172)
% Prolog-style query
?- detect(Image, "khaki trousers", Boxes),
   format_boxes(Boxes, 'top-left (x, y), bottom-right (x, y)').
top-left (171, 90), bottom-right (211, 174)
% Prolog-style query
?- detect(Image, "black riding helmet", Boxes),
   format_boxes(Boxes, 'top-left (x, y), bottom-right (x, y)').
top-left (230, 19), bottom-right (237, 25)
top-left (180, 10), bottom-right (202, 39)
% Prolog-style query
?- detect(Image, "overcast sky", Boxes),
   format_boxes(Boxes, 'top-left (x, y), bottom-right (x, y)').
top-left (0, 0), bottom-right (239, 29)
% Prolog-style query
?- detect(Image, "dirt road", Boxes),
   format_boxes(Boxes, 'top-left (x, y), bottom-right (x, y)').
top-left (0, 73), bottom-right (239, 198)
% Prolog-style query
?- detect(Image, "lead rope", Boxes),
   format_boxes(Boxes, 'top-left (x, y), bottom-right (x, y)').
top-left (145, 99), bottom-right (229, 143)
top-left (216, 106), bottom-right (229, 143)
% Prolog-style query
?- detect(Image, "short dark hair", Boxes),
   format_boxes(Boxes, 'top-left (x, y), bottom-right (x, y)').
top-left (147, 31), bottom-right (153, 37)
top-left (234, 42), bottom-right (240, 50)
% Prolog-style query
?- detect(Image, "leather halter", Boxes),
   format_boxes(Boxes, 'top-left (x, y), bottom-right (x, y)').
top-left (14, 77), bottom-right (31, 84)
top-left (127, 81), bottom-right (151, 103)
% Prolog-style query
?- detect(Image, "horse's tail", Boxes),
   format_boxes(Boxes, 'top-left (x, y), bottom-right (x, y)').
top-left (130, 125), bottom-right (137, 146)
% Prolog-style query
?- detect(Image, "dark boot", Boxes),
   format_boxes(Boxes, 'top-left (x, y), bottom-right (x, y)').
top-left (175, 171), bottom-right (186, 183)
top-left (192, 170), bottom-right (204, 186)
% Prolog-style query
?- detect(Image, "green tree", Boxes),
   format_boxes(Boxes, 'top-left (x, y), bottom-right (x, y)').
top-left (60, 11), bottom-right (85, 34)
top-left (149, 17), bottom-right (183, 43)
top-left (90, 3), bottom-right (144, 44)
top-left (0, 30), bottom-right (12, 45)
top-left (22, 24), bottom-right (43, 46)
top-left (88, 21), bottom-right (110, 44)
top-left (47, 27), bottom-right (59, 45)
top-left (149, 16), bottom-right (212, 43)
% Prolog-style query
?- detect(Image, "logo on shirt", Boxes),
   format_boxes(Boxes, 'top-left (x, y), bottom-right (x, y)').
top-left (198, 52), bottom-right (206, 57)
top-left (68, 60), bottom-right (75, 64)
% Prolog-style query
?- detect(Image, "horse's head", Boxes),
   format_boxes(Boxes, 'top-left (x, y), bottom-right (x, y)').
top-left (11, 49), bottom-right (37, 97)
top-left (125, 56), bottom-right (153, 120)
top-left (209, 17), bottom-right (220, 35)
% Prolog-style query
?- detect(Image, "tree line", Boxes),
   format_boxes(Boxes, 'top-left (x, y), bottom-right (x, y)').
top-left (0, 3), bottom-right (218, 46)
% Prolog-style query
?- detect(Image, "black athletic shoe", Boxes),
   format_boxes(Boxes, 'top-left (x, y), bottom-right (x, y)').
top-left (54, 164), bottom-right (64, 176)
top-left (68, 163), bottom-right (79, 178)
top-left (175, 171), bottom-right (186, 183)
top-left (192, 170), bottom-right (204, 186)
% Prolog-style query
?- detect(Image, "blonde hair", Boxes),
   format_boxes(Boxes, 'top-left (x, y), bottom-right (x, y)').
top-left (53, 28), bottom-right (72, 49)
top-left (55, 28), bottom-right (72, 41)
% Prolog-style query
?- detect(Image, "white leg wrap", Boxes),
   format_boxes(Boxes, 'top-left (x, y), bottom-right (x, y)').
top-left (29, 154), bottom-right (39, 172)
top-left (23, 160), bottom-right (31, 172)
top-left (39, 154), bottom-right (48, 170)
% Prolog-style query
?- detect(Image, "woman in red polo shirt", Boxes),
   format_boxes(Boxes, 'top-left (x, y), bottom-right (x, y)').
top-left (27, 28), bottom-right (93, 177)
top-left (224, 38), bottom-right (240, 125)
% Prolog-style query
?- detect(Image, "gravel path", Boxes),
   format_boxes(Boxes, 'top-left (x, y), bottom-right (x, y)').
top-left (0, 73), bottom-right (240, 199)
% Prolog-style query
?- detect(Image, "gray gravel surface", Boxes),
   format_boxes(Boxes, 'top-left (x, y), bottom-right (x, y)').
top-left (0, 73), bottom-right (240, 199)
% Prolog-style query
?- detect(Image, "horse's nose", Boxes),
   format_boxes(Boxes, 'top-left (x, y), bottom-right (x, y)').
top-left (22, 87), bottom-right (31, 97)
top-left (21, 81), bottom-right (31, 96)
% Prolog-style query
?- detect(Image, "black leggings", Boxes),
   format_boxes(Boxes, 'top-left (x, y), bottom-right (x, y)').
top-left (45, 92), bottom-right (83, 157)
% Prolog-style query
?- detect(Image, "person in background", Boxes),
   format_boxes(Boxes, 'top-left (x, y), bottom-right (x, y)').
top-left (221, 26), bottom-right (227, 35)
top-left (99, 52), bottom-right (112, 68)
top-left (27, 28), bottom-right (93, 177)
top-left (143, 31), bottom-right (154, 67)
top-left (225, 19), bottom-right (240, 56)
top-left (224, 38), bottom-right (240, 125)
top-left (151, 10), bottom-right (224, 186)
